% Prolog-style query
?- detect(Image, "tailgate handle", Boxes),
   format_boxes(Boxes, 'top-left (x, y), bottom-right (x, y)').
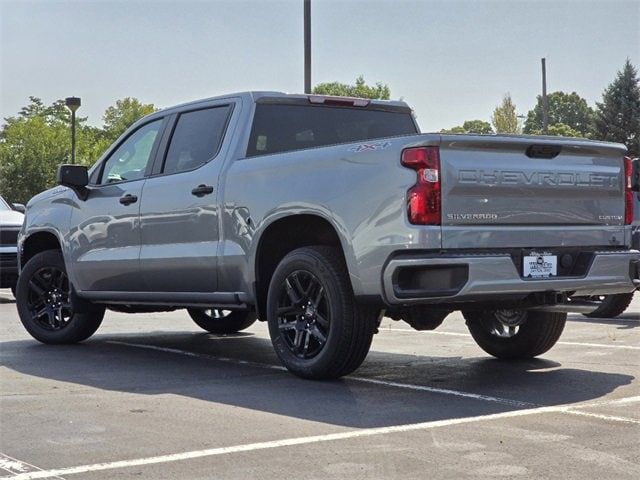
top-left (526, 144), bottom-right (561, 159)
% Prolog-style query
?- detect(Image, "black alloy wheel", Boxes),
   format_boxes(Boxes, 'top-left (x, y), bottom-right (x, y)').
top-left (275, 270), bottom-right (330, 359)
top-left (266, 246), bottom-right (378, 379)
top-left (16, 249), bottom-right (105, 344)
top-left (26, 266), bottom-right (73, 331)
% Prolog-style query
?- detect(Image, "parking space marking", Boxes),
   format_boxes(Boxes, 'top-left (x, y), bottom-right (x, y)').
top-left (552, 340), bottom-right (640, 350)
top-left (383, 328), bottom-right (640, 350)
top-left (346, 376), bottom-right (533, 407)
top-left (3, 396), bottom-right (639, 480)
top-left (0, 454), bottom-right (63, 480)
top-left (562, 409), bottom-right (640, 425)
top-left (107, 341), bottom-right (534, 407)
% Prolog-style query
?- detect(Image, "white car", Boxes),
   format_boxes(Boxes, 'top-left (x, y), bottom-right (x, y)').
top-left (0, 195), bottom-right (25, 296)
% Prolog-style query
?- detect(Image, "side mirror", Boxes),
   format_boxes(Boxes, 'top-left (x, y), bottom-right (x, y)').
top-left (631, 158), bottom-right (639, 192)
top-left (12, 203), bottom-right (25, 213)
top-left (57, 164), bottom-right (89, 200)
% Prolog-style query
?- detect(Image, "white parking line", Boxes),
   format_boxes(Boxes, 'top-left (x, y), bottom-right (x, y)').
top-left (562, 409), bottom-right (640, 425)
top-left (553, 340), bottom-right (640, 350)
top-left (107, 341), bottom-right (535, 407)
top-left (3, 396), bottom-right (639, 480)
top-left (0, 454), bottom-right (63, 480)
top-left (382, 328), bottom-right (640, 350)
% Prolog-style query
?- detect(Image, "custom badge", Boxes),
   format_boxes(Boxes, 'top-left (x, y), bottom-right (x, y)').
top-left (348, 141), bottom-right (392, 153)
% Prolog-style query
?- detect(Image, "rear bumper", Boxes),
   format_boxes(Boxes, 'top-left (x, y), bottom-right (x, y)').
top-left (382, 250), bottom-right (640, 305)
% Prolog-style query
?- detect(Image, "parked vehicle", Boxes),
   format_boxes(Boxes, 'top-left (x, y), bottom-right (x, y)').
top-left (15, 92), bottom-right (640, 378)
top-left (0, 195), bottom-right (25, 296)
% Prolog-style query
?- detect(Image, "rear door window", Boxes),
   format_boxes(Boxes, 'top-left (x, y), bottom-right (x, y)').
top-left (162, 105), bottom-right (231, 175)
top-left (247, 104), bottom-right (417, 157)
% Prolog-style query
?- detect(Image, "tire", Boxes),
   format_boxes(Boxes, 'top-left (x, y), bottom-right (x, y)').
top-left (187, 308), bottom-right (257, 334)
top-left (266, 246), bottom-right (378, 379)
top-left (582, 293), bottom-right (634, 319)
top-left (463, 309), bottom-right (566, 359)
top-left (16, 250), bottom-right (105, 344)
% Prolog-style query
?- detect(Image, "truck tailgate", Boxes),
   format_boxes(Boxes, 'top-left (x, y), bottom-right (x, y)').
top-left (439, 135), bottom-right (628, 249)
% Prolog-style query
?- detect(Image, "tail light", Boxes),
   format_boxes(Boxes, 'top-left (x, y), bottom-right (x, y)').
top-left (625, 156), bottom-right (634, 225)
top-left (401, 146), bottom-right (441, 225)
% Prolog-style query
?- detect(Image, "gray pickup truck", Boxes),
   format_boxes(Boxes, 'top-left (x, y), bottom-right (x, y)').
top-left (15, 92), bottom-right (640, 379)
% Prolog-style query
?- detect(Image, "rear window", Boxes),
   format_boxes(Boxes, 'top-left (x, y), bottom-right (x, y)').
top-left (247, 104), bottom-right (417, 157)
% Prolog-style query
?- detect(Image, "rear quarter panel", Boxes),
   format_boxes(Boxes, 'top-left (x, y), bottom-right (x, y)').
top-left (219, 134), bottom-right (438, 297)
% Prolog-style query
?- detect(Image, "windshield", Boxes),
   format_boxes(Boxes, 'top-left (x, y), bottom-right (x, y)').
top-left (0, 196), bottom-right (11, 211)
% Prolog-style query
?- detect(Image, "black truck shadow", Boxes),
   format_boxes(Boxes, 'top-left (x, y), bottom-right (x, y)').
top-left (0, 331), bottom-right (634, 429)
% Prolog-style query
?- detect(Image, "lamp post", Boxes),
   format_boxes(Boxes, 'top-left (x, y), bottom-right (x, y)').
top-left (541, 58), bottom-right (549, 135)
top-left (65, 97), bottom-right (81, 164)
top-left (304, 0), bottom-right (311, 93)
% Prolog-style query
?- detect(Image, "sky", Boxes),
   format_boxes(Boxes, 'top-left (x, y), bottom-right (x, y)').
top-left (1, 0), bottom-right (639, 132)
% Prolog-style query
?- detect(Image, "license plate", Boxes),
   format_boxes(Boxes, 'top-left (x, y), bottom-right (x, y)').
top-left (523, 253), bottom-right (557, 278)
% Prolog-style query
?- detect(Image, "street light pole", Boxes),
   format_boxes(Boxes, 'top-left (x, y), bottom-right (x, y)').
top-left (65, 97), bottom-right (81, 164)
top-left (541, 58), bottom-right (549, 135)
top-left (304, 0), bottom-right (311, 94)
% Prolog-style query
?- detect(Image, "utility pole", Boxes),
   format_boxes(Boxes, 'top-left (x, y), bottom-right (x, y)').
top-left (304, 0), bottom-right (311, 93)
top-left (541, 58), bottom-right (549, 135)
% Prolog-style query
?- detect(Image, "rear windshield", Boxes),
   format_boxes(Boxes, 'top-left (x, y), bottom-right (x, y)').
top-left (247, 104), bottom-right (417, 157)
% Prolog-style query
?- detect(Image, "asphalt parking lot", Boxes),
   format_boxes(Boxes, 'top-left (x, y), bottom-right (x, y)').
top-left (1, 290), bottom-right (638, 479)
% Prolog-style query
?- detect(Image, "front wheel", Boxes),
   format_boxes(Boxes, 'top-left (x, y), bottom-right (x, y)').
top-left (266, 246), bottom-right (378, 379)
top-left (463, 309), bottom-right (566, 359)
top-left (16, 250), bottom-right (105, 344)
top-left (187, 308), bottom-right (257, 334)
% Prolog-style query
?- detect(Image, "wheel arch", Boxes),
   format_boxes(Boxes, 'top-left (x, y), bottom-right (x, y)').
top-left (252, 213), bottom-right (360, 320)
top-left (20, 230), bottom-right (65, 269)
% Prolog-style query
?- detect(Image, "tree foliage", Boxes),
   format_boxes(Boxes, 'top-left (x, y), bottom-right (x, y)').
top-left (491, 94), bottom-right (520, 134)
top-left (539, 123), bottom-right (583, 138)
top-left (523, 91), bottom-right (594, 136)
top-left (0, 97), bottom-right (156, 204)
top-left (313, 75), bottom-right (391, 100)
top-left (102, 97), bottom-right (157, 143)
top-left (594, 59), bottom-right (640, 156)
top-left (441, 119), bottom-right (493, 134)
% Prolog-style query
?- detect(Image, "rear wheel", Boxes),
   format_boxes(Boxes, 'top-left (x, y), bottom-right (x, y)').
top-left (582, 293), bottom-right (634, 319)
top-left (400, 306), bottom-right (451, 331)
top-left (463, 309), bottom-right (566, 359)
top-left (187, 308), bottom-right (257, 334)
top-left (266, 246), bottom-right (378, 379)
top-left (16, 250), bottom-right (105, 344)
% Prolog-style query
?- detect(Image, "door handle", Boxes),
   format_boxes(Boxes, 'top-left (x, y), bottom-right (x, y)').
top-left (119, 194), bottom-right (138, 205)
top-left (191, 184), bottom-right (214, 197)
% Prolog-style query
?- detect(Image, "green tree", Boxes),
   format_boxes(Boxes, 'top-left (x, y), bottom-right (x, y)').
top-left (523, 91), bottom-right (594, 136)
top-left (102, 97), bottom-right (156, 143)
top-left (544, 123), bottom-right (582, 137)
top-left (492, 94), bottom-right (520, 134)
top-left (313, 75), bottom-right (391, 99)
top-left (441, 119), bottom-right (493, 134)
top-left (0, 97), bottom-right (99, 203)
top-left (0, 96), bottom-right (156, 204)
top-left (594, 59), bottom-right (640, 156)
